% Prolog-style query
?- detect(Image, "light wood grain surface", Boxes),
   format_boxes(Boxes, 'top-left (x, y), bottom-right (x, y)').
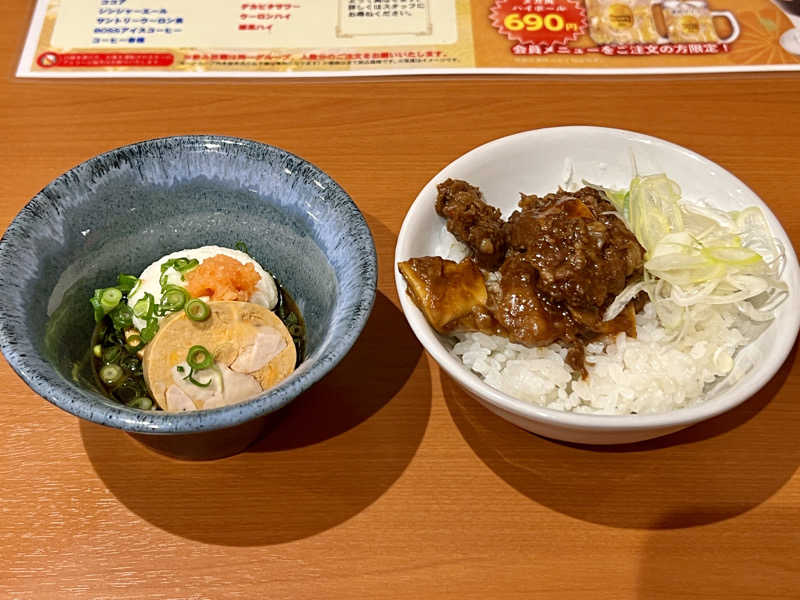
top-left (2, 3), bottom-right (800, 599)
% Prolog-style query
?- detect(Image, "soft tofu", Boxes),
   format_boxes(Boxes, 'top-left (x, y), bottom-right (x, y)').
top-left (127, 245), bottom-right (278, 331)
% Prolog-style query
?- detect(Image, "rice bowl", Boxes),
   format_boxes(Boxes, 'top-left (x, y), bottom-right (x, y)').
top-left (395, 126), bottom-right (800, 444)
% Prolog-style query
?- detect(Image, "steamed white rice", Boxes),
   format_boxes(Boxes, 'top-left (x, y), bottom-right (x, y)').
top-left (437, 231), bottom-right (756, 415)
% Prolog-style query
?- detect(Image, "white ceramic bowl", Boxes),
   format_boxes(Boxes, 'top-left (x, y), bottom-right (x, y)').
top-left (395, 126), bottom-right (800, 444)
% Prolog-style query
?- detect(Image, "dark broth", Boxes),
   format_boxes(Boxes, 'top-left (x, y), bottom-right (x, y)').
top-left (272, 281), bottom-right (306, 367)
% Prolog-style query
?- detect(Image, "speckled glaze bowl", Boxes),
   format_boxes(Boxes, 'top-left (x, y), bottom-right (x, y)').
top-left (0, 135), bottom-right (376, 459)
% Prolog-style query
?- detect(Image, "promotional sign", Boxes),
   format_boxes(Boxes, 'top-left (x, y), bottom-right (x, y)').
top-left (17, 0), bottom-right (800, 77)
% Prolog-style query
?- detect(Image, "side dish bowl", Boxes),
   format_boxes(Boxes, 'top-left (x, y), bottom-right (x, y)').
top-left (395, 126), bottom-right (800, 445)
top-left (0, 135), bottom-right (377, 459)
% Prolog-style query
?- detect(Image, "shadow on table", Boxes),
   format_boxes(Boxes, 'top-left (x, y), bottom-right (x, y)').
top-left (635, 509), bottom-right (799, 597)
top-left (443, 338), bottom-right (799, 530)
top-left (81, 290), bottom-right (431, 546)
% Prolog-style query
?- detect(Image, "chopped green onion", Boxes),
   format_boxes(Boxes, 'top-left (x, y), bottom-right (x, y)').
top-left (140, 319), bottom-right (159, 342)
top-left (126, 396), bottom-right (153, 410)
top-left (175, 258), bottom-right (199, 272)
top-left (115, 329), bottom-right (129, 346)
top-left (100, 288), bottom-right (122, 312)
top-left (90, 279), bottom-right (133, 323)
top-left (186, 373), bottom-right (212, 387)
top-left (133, 292), bottom-right (155, 320)
top-left (90, 287), bottom-right (122, 322)
top-left (99, 364), bottom-right (124, 385)
top-left (186, 345), bottom-right (213, 371)
top-left (90, 291), bottom-right (106, 322)
top-left (93, 344), bottom-right (102, 358)
top-left (162, 284), bottom-right (189, 296)
top-left (288, 324), bottom-right (302, 338)
top-left (185, 299), bottom-right (210, 322)
top-left (125, 334), bottom-right (144, 352)
top-left (109, 304), bottom-right (134, 331)
top-left (160, 257), bottom-right (199, 282)
top-left (117, 274), bottom-right (139, 293)
top-left (162, 283), bottom-right (186, 295)
top-left (234, 241), bottom-right (250, 255)
top-left (129, 278), bottom-right (141, 297)
top-left (160, 285), bottom-right (189, 312)
top-left (102, 345), bottom-right (122, 364)
top-left (176, 365), bottom-right (185, 373)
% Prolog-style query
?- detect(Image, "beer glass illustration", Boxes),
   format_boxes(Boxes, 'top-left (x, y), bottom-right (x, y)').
top-left (657, 1), bottom-right (740, 44)
top-left (586, 0), bottom-right (663, 45)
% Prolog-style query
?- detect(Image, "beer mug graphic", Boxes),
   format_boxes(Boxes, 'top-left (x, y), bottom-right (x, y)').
top-left (586, 0), bottom-right (739, 45)
top-left (655, 0), bottom-right (740, 44)
top-left (586, 0), bottom-right (662, 45)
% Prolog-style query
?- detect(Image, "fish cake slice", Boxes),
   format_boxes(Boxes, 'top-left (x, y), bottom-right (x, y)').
top-left (143, 301), bottom-right (296, 411)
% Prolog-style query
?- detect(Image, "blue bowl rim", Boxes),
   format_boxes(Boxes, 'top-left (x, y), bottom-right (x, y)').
top-left (0, 134), bottom-right (377, 434)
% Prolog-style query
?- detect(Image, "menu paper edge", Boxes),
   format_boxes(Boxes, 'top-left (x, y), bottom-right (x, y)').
top-left (17, 0), bottom-right (51, 78)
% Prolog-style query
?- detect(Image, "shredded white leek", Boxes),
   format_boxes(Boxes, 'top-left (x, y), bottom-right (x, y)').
top-left (590, 174), bottom-right (787, 342)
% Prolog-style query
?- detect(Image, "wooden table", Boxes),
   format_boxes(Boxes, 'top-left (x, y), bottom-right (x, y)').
top-left (2, 3), bottom-right (800, 599)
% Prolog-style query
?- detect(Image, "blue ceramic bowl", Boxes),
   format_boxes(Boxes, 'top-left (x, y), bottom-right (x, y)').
top-left (0, 135), bottom-right (376, 459)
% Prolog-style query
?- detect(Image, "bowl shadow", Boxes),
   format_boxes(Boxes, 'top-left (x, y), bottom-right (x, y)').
top-left (442, 339), bottom-right (799, 530)
top-left (635, 509), bottom-right (800, 598)
top-left (81, 291), bottom-right (431, 546)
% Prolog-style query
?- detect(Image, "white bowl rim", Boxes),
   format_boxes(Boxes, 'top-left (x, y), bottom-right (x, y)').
top-left (394, 125), bottom-right (800, 432)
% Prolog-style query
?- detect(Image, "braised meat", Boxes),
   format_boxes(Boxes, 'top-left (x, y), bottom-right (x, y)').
top-left (436, 179), bottom-right (507, 270)
top-left (494, 253), bottom-right (565, 347)
top-left (508, 187), bottom-right (644, 308)
top-left (399, 179), bottom-right (646, 376)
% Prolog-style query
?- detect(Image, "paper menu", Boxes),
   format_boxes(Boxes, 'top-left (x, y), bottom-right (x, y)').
top-left (17, 0), bottom-right (800, 77)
